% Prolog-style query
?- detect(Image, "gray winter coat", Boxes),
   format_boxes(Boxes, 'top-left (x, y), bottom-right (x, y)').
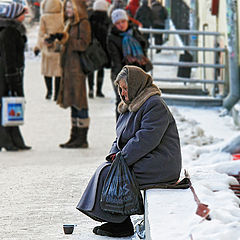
top-left (108, 66), bottom-right (182, 189)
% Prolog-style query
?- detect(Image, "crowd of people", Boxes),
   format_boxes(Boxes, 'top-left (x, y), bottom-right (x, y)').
top-left (0, 0), bottom-right (169, 151)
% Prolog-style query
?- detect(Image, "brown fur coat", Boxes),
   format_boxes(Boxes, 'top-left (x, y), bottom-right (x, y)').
top-left (57, 0), bottom-right (91, 109)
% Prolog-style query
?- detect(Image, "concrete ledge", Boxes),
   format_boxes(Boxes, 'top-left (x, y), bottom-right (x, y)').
top-left (145, 189), bottom-right (197, 240)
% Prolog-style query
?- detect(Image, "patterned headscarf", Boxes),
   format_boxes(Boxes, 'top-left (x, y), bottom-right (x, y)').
top-left (115, 66), bottom-right (161, 113)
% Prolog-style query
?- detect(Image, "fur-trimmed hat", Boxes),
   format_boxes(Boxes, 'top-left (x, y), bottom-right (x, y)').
top-left (111, 8), bottom-right (128, 24)
top-left (93, 0), bottom-right (109, 12)
top-left (0, 2), bottom-right (25, 19)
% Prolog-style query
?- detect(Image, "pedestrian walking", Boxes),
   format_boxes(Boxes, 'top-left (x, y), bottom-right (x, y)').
top-left (108, 0), bottom-right (126, 17)
top-left (135, 0), bottom-right (153, 41)
top-left (76, 65), bottom-right (182, 237)
top-left (34, 0), bottom-right (64, 101)
top-left (87, 0), bottom-right (110, 98)
top-left (56, 0), bottom-right (91, 148)
top-left (0, 2), bottom-right (31, 151)
top-left (151, 0), bottom-right (168, 53)
top-left (107, 8), bottom-right (150, 120)
top-left (125, 0), bottom-right (139, 17)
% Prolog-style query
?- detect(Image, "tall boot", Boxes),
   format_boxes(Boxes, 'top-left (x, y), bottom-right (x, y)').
top-left (44, 76), bottom-right (52, 99)
top-left (96, 70), bottom-right (104, 97)
top-left (60, 127), bottom-right (88, 148)
top-left (7, 126), bottom-right (31, 150)
top-left (59, 118), bottom-right (78, 148)
top-left (88, 72), bottom-right (94, 98)
top-left (54, 77), bottom-right (60, 101)
top-left (60, 117), bottom-right (89, 149)
top-left (0, 126), bottom-right (19, 151)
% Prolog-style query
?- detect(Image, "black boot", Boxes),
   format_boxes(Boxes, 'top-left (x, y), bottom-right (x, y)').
top-left (60, 128), bottom-right (88, 149)
top-left (93, 217), bottom-right (134, 237)
top-left (44, 76), bottom-right (52, 99)
top-left (7, 127), bottom-right (31, 150)
top-left (59, 126), bottom-right (78, 148)
top-left (96, 76), bottom-right (104, 97)
top-left (0, 126), bottom-right (19, 151)
top-left (54, 77), bottom-right (60, 101)
top-left (88, 73), bottom-right (94, 98)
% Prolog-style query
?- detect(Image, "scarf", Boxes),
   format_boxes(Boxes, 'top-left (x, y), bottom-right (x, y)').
top-left (120, 29), bottom-right (145, 64)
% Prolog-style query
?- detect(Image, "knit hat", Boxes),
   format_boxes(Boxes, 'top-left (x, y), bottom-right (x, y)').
top-left (93, 0), bottom-right (109, 12)
top-left (0, 2), bottom-right (25, 19)
top-left (111, 8), bottom-right (128, 24)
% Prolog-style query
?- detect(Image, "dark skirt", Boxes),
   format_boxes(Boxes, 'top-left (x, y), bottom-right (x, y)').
top-left (76, 162), bottom-right (128, 223)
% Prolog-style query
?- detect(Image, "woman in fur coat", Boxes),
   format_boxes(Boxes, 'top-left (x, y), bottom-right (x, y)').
top-left (77, 65), bottom-right (182, 237)
top-left (35, 0), bottom-right (64, 100)
top-left (56, 0), bottom-right (91, 148)
top-left (0, 2), bottom-right (31, 151)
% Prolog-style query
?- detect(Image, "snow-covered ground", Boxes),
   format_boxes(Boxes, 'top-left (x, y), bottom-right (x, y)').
top-left (147, 105), bottom-right (240, 240)
top-left (146, 44), bottom-right (240, 239)
top-left (1, 23), bottom-right (240, 240)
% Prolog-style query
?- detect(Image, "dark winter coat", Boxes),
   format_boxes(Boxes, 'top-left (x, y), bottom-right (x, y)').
top-left (108, 66), bottom-right (182, 189)
top-left (151, 1), bottom-right (168, 28)
top-left (89, 10), bottom-right (111, 67)
top-left (0, 18), bottom-right (26, 99)
top-left (57, 0), bottom-right (91, 109)
top-left (107, 22), bottom-right (148, 81)
top-left (135, 1), bottom-right (153, 28)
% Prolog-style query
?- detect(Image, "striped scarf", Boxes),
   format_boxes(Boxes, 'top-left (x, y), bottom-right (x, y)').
top-left (120, 29), bottom-right (144, 61)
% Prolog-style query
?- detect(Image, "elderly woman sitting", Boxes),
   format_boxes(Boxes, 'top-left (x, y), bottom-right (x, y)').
top-left (77, 65), bottom-right (182, 237)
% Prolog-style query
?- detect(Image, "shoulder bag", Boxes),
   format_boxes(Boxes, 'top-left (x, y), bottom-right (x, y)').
top-left (77, 19), bottom-right (108, 75)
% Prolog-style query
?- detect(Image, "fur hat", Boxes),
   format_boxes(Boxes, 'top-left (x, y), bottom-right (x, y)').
top-left (93, 0), bottom-right (109, 12)
top-left (111, 8), bottom-right (128, 24)
top-left (0, 2), bottom-right (25, 19)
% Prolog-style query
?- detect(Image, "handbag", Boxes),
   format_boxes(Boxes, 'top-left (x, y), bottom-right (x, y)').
top-left (79, 37), bottom-right (108, 75)
top-left (1, 96), bottom-right (25, 126)
top-left (100, 153), bottom-right (144, 216)
top-left (77, 19), bottom-right (108, 75)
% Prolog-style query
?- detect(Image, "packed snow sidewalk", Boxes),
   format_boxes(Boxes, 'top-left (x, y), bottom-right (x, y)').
top-left (0, 24), bottom-right (240, 240)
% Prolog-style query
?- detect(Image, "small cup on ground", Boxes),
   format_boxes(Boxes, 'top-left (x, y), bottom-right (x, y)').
top-left (63, 224), bottom-right (75, 234)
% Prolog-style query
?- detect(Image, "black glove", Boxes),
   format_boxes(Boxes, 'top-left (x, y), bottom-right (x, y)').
top-left (5, 74), bottom-right (23, 96)
top-left (34, 48), bottom-right (40, 56)
top-left (44, 34), bottom-right (56, 44)
top-left (53, 33), bottom-right (64, 41)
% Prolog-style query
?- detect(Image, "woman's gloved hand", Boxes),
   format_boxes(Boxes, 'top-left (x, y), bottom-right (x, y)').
top-left (5, 75), bottom-right (23, 96)
top-left (34, 46), bottom-right (40, 56)
top-left (49, 33), bottom-right (64, 41)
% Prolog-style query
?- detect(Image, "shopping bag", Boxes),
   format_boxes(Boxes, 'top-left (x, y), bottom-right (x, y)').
top-left (100, 153), bottom-right (144, 215)
top-left (1, 97), bottom-right (25, 126)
